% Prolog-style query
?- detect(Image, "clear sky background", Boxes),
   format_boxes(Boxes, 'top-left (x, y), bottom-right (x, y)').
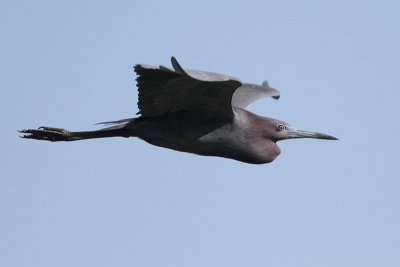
top-left (1, 1), bottom-right (399, 266)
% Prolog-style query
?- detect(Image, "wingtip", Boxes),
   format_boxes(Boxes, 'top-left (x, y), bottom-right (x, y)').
top-left (170, 56), bottom-right (177, 67)
top-left (262, 81), bottom-right (281, 100)
top-left (170, 56), bottom-right (186, 75)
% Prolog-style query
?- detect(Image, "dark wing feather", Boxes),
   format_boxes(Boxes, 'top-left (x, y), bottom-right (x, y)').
top-left (135, 58), bottom-right (242, 120)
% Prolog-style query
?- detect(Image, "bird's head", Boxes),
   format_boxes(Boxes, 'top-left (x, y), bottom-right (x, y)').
top-left (263, 118), bottom-right (338, 143)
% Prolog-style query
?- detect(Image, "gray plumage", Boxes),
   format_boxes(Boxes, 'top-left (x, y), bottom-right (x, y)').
top-left (20, 57), bottom-right (337, 164)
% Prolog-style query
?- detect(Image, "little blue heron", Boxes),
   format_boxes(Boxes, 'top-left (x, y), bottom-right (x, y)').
top-left (20, 57), bottom-right (337, 164)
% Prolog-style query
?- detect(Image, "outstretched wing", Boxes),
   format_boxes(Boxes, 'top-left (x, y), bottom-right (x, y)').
top-left (135, 57), bottom-right (242, 120)
top-left (135, 57), bottom-right (280, 120)
top-left (231, 81), bottom-right (280, 109)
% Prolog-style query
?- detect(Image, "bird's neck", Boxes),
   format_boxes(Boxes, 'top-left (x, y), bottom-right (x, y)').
top-left (233, 109), bottom-right (281, 163)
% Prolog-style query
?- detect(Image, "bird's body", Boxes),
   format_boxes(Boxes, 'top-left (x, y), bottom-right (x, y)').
top-left (125, 108), bottom-right (280, 164)
top-left (20, 57), bottom-right (337, 164)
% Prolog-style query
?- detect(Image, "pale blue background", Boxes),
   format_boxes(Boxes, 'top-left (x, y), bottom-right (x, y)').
top-left (1, 1), bottom-right (399, 266)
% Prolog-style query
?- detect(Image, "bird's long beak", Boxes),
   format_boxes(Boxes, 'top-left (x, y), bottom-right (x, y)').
top-left (287, 127), bottom-right (338, 140)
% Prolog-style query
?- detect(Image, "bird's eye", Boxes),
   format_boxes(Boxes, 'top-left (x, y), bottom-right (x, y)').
top-left (277, 124), bottom-right (286, 131)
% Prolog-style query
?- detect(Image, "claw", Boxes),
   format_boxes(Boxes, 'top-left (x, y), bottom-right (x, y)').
top-left (18, 126), bottom-right (71, 141)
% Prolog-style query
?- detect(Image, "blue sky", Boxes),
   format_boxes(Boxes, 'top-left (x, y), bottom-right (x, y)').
top-left (1, 1), bottom-right (399, 266)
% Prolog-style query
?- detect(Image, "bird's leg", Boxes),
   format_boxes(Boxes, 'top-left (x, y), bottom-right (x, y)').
top-left (19, 126), bottom-right (132, 142)
top-left (19, 126), bottom-right (73, 141)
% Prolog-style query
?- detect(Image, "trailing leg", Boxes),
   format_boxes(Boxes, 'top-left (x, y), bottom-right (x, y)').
top-left (19, 126), bottom-right (130, 142)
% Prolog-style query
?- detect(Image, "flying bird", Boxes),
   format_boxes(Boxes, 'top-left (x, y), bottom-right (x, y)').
top-left (20, 57), bottom-right (337, 164)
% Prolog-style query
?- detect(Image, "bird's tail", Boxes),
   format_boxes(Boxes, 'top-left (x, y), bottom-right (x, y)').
top-left (19, 118), bottom-right (136, 142)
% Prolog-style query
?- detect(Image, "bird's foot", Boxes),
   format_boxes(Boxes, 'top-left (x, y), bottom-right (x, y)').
top-left (19, 127), bottom-right (72, 142)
